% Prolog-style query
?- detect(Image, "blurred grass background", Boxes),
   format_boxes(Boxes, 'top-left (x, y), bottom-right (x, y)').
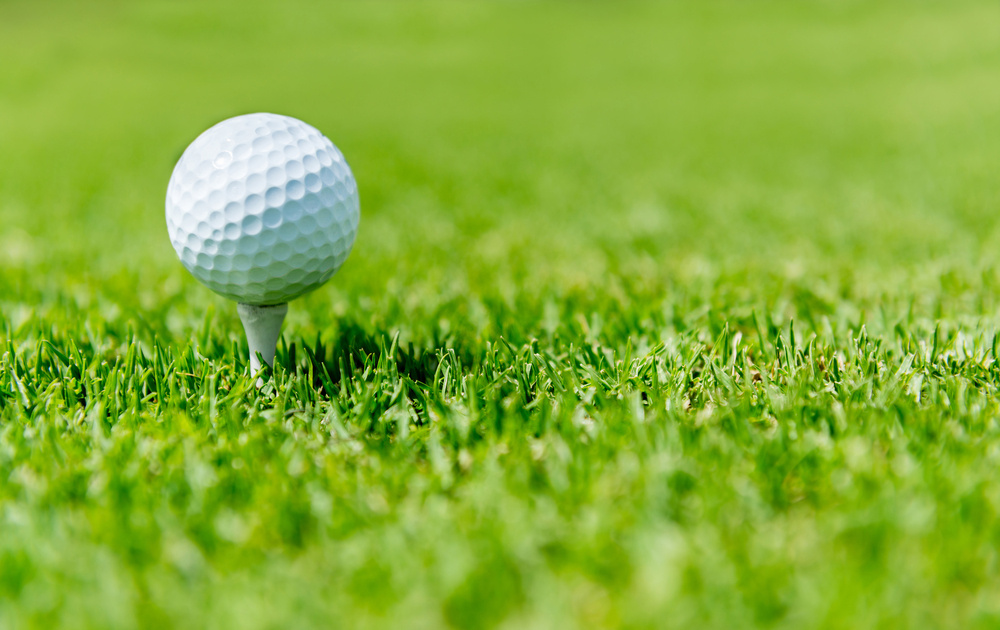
top-left (4, 0), bottom-right (1000, 277)
top-left (4, 1), bottom-right (1000, 628)
top-left (4, 0), bottom-right (1000, 351)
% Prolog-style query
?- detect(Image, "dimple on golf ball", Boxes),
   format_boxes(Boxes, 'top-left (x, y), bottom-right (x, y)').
top-left (165, 113), bottom-right (360, 305)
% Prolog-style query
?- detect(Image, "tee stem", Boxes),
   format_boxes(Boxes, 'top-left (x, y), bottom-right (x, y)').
top-left (237, 302), bottom-right (288, 381)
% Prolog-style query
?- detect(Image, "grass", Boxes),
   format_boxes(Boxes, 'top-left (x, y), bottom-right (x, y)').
top-left (4, 0), bottom-right (1000, 628)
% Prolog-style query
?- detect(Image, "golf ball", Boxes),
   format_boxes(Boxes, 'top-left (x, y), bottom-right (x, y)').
top-left (165, 113), bottom-right (360, 305)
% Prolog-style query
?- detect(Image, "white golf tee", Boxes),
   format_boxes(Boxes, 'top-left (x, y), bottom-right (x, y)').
top-left (237, 303), bottom-right (288, 376)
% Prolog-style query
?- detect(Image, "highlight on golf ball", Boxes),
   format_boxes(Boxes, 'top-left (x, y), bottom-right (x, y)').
top-left (165, 113), bottom-right (360, 306)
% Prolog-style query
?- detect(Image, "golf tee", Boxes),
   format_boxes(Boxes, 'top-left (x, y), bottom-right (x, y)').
top-left (237, 302), bottom-right (288, 378)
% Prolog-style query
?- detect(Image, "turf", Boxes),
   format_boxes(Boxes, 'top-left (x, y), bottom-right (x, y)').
top-left (3, 0), bottom-right (1000, 628)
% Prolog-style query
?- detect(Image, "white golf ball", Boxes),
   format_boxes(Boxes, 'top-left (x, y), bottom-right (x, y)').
top-left (165, 113), bottom-right (360, 305)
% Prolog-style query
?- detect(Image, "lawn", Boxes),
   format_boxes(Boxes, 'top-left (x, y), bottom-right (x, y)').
top-left (3, 1), bottom-right (1000, 628)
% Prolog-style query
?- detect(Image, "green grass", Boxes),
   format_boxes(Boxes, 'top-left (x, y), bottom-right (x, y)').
top-left (4, 0), bottom-right (1000, 627)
